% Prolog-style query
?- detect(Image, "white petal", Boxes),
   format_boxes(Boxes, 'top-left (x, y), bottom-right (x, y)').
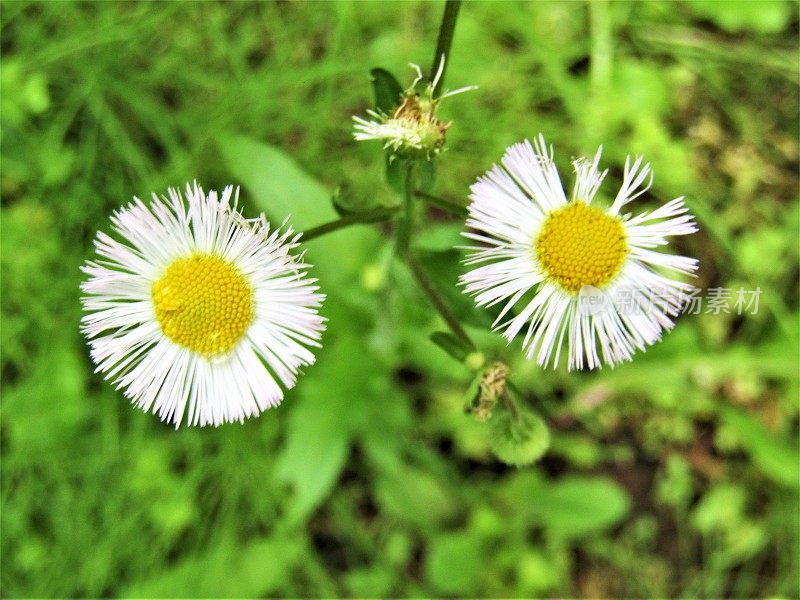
top-left (81, 183), bottom-right (326, 427)
top-left (572, 145), bottom-right (608, 203)
top-left (500, 135), bottom-right (567, 212)
top-left (462, 136), bottom-right (699, 369)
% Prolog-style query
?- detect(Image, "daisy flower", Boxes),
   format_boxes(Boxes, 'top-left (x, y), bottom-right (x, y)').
top-left (81, 182), bottom-right (325, 427)
top-left (461, 135), bottom-right (698, 370)
top-left (352, 58), bottom-right (477, 158)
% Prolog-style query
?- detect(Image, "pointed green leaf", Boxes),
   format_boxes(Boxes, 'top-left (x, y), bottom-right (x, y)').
top-left (429, 331), bottom-right (471, 362)
top-left (370, 67), bottom-right (403, 113)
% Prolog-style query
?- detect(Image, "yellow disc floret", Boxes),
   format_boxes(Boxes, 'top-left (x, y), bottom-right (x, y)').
top-left (535, 201), bottom-right (628, 294)
top-left (152, 253), bottom-right (254, 358)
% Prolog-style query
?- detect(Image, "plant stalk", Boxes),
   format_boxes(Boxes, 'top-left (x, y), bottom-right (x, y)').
top-left (501, 390), bottom-right (521, 421)
top-left (302, 206), bottom-right (398, 242)
top-left (414, 189), bottom-right (468, 217)
top-left (431, 0), bottom-right (462, 97)
top-left (405, 254), bottom-right (475, 351)
top-left (395, 162), bottom-right (415, 256)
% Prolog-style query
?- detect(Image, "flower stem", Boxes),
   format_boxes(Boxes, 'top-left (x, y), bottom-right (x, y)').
top-left (507, 380), bottom-right (553, 422)
top-left (405, 254), bottom-right (475, 351)
top-left (588, 0), bottom-right (612, 143)
top-left (414, 189), bottom-right (468, 217)
top-left (302, 206), bottom-right (398, 242)
top-left (395, 162), bottom-right (415, 257)
top-left (501, 389), bottom-right (521, 422)
top-left (431, 0), bottom-right (462, 97)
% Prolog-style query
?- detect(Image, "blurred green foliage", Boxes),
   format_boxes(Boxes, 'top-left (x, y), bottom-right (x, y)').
top-left (1, 1), bottom-right (798, 597)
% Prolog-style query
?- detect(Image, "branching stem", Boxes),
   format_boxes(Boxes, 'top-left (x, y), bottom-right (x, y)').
top-left (302, 206), bottom-right (398, 242)
top-left (414, 189), bottom-right (468, 217)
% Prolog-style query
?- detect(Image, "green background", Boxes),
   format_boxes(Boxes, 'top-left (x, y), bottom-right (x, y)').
top-left (1, 1), bottom-right (798, 597)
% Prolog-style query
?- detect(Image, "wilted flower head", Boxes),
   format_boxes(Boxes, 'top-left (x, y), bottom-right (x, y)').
top-left (352, 57), bottom-right (476, 159)
top-left (461, 135), bottom-right (698, 370)
top-left (81, 182), bottom-right (325, 427)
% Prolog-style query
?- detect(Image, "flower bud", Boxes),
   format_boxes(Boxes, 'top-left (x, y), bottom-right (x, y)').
top-left (489, 407), bottom-right (550, 466)
top-left (353, 59), bottom-right (476, 160)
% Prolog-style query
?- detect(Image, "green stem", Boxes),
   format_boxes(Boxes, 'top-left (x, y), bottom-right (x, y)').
top-left (431, 0), bottom-right (462, 97)
top-left (302, 206), bottom-right (398, 242)
top-left (395, 162), bottom-right (415, 256)
top-left (501, 390), bottom-right (521, 422)
top-left (507, 379), bottom-right (552, 421)
top-left (588, 0), bottom-right (612, 142)
top-left (589, 0), bottom-right (612, 93)
top-left (405, 254), bottom-right (475, 351)
top-left (414, 189), bottom-right (468, 217)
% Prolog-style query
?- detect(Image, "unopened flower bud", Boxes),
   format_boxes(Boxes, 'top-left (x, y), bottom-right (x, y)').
top-left (353, 58), bottom-right (476, 159)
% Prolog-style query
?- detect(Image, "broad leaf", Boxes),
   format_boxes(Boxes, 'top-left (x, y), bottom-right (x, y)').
top-left (530, 476), bottom-right (631, 539)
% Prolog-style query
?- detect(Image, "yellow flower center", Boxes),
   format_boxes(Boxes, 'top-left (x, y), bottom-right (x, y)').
top-left (535, 201), bottom-right (628, 294)
top-left (152, 253), bottom-right (254, 357)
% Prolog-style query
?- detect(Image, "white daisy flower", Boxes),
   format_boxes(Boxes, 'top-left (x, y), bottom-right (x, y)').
top-left (461, 135), bottom-right (698, 370)
top-left (81, 182), bottom-right (325, 427)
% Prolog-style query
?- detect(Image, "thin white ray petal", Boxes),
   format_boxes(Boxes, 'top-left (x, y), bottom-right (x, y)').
top-left (462, 136), bottom-right (699, 369)
top-left (81, 183), bottom-right (326, 426)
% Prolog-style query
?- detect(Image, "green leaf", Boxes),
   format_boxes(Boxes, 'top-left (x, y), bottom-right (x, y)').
top-left (385, 153), bottom-right (408, 194)
top-left (218, 133), bottom-right (380, 282)
top-left (530, 476), bottom-right (631, 539)
top-left (489, 408), bottom-right (550, 466)
top-left (548, 433), bottom-right (606, 468)
top-left (274, 393), bottom-right (350, 527)
top-left (376, 464), bottom-right (457, 529)
top-left (331, 184), bottom-right (383, 216)
top-left (23, 72), bottom-right (50, 114)
top-left (429, 331), bottom-right (471, 362)
top-left (218, 133), bottom-right (335, 229)
top-left (613, 59), bottom-right (669, 119)
top-left (686, 0), bottom-right (792, 33)
top-left (345, 567), bottom-right (396, 598)
top-left (123, 535), bottom-right (302, 597)
top-left (517, 551), bottom-right (560, 593)
top-left (656, 454), bottom-right (695, 509)
top-left (274, 334), bottom-right (371, 526)
top-left (370, 67), bottom-right (403, 113)
top-left (330, 186), bottom-right (351, 217)
top-left (425, 532), bottom-right (482, 594)
top-left (218, 136), bottom-right (381, 530)
top-left (691, 483), bottom-right (746, 534)
top-left (721, 406), bottom-right (800, 489)
top-left (2, 340), bottom-right (88, 450)
top-left (413, 223), bottom-right (464, 252)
